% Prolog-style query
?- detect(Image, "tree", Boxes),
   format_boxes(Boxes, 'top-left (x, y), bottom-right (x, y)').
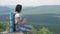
top-left (31, 25), bottom-right (37, 34)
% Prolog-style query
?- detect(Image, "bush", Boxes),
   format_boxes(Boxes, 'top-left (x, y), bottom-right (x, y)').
top-left (0, 22), bottom-right (8, 32)
top-left (38, 27), bottom-right (53, 34)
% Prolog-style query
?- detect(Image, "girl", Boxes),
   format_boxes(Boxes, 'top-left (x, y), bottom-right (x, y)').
top-left (14, 4), bottom-right (33, 34)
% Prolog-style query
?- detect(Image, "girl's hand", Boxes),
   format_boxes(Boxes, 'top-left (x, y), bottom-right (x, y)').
top-left (19, 18), bottom-right (27, 25)
top-left (22, 18), bottom-right (27, 24)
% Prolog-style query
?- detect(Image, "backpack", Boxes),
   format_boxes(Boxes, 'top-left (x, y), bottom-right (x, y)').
top-left (9, 12), bottom-right (15, 32)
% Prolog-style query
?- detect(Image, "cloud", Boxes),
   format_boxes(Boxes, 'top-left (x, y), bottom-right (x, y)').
top-left (0, 0), bottom-right (60, 6)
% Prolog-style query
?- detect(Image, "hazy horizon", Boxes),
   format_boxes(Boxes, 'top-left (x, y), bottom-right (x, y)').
top-left (0, 0), bottom-right (60, 7)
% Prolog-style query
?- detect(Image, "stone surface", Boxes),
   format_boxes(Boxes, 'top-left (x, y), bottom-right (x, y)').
top-left (0, 32), bottom-right (23, 34)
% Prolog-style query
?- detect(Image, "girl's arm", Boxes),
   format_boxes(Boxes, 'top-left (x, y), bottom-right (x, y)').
top-left (17, 17), bottom-right (21, 25)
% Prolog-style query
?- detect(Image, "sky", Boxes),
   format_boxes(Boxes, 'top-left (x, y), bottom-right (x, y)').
top-left (0, 0), bottom-right (60, 6)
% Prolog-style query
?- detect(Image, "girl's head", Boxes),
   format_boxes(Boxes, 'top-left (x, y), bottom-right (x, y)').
top-left (15, 4), bottom-right (22, 13)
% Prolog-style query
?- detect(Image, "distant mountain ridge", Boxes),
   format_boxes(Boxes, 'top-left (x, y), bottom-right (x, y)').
top-left (0, 6), bottom-right (11, 14)
top-left (0, 5), bottom-right (60, 14)
top-left (22, 5), bottom-right (60, 14)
